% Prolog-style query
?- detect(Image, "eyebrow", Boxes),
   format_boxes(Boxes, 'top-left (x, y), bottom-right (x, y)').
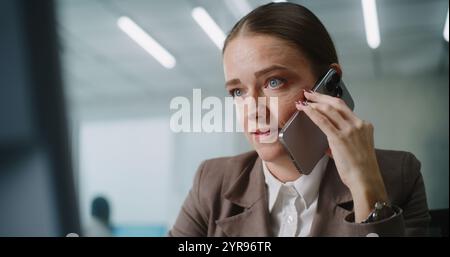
top-left (225, 65), bottom-right (290, 88)
top-left (225, 78), bottom-right (240, 88)
top-left (254, 65), bottom-right (289, 77)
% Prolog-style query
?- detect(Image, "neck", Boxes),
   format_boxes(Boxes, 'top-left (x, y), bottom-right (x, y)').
top-left (265, 154), bottom-right (301, 183)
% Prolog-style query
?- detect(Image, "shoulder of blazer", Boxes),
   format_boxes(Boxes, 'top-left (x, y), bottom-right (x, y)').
top-left (374, 148), bottom-right (422, 203)
top-left (195, 151), bottom-right (259, 202)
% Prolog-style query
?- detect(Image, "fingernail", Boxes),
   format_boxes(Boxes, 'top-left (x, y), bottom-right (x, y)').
top-left (295, 101), bottom-right (303, 109)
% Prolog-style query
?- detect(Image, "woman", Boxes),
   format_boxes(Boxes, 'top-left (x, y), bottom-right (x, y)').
top-left (169, 2), bottom-right (430, 237)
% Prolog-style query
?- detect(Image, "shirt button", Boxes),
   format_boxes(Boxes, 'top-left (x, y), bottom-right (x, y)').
top-left (287, 215), bottom-right (294, 224)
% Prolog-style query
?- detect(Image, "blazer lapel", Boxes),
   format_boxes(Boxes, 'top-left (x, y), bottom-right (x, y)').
top-left (309, 158), bottom-right (354, 236)
top-left (215, 155), bottom-right (354, 237)
top-left (216, 157), bottom-right (272, 237)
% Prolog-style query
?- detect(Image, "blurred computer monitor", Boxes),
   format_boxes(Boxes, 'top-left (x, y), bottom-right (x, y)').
top-left (0, 0), bottom-right (80, 236)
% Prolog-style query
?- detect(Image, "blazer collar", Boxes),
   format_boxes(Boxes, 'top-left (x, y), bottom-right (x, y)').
top-left (223, 154), bottom-right (353, 208)
top-left (217, 153), bottom-right (353, 237)
top-left (223, 155), bottom-right (265, 208)
top-left (218, 156), bottom-right (272, 236)
top-left (309, 158), bottom-right (354, 236)
top-left (326, 158), bottom-right (353, 205)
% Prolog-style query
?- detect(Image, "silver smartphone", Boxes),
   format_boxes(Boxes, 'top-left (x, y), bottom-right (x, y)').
top-left (278, 68), bottom-right (355, 175)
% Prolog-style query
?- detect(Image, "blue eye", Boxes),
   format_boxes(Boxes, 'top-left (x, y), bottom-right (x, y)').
top-left (231, 88), bottom-right (242, 97)
top-left (267, 78), bottom-right (285, 89)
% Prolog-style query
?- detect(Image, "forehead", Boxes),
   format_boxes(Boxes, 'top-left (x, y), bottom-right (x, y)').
top-left (223, 35), bottom-right (309, 78)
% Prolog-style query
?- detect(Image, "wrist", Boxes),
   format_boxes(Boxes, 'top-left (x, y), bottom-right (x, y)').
top-left (346, 166), bottom-right (387, 197)
top-left (348, 175), bottom-right (388, 223)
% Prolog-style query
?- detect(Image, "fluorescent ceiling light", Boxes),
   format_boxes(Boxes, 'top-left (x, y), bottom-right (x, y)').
top-left (191, 7), bottom-right (226, 49)
top-left (361, 0), bottom-right (381, 49)
top-left (117, 16), bottom-right (176, 69)
top-left (444, 8), bottom-right (449, 42)
top-left (224, 0), bottom-right (252, 19)
top-left (272, 0), bottom-right (287, 2)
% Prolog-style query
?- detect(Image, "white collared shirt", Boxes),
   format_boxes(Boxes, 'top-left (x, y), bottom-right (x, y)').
top-left (262, 155), bottom-right (329, 237)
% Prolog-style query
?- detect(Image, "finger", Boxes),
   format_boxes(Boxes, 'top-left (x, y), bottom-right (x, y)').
top-left (307, 102), bottom-right (351, 131)
top-left (296, 102), bottom-right (339, 138)
top-left (303, 90), bottom-right (358, 123)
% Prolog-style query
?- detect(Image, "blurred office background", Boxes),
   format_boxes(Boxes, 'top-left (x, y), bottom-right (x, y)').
top-left (1, 0), bottom-right (448, 236)
top-left (56, 0), bottom-right (449, 236)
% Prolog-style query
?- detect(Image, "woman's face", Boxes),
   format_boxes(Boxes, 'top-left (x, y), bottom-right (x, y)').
top-left (223, 34), bottom-right (318, 162)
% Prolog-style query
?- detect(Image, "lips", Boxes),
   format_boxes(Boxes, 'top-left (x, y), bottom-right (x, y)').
top-left (252, 129), bottom-right (271, 136)
top-left (250, 128), bottom-right (280, 136)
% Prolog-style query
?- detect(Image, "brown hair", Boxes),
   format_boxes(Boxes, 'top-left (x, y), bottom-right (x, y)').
top-left (223, 2), bottom-right (338, 78)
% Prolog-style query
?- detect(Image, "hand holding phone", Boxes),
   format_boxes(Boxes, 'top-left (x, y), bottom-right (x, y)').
top-left (278, 68), bottom-right (354, 175)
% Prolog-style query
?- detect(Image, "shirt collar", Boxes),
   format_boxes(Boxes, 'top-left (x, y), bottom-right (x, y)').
top-left (263, 155), bottom-right (329, 212)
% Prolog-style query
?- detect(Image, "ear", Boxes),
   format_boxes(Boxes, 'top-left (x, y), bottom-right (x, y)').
top-left (330, 63), bottom-right (343, 77)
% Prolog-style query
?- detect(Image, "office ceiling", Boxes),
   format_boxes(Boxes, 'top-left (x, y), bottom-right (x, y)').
top-left (57, 0), bottom-right (448, 108)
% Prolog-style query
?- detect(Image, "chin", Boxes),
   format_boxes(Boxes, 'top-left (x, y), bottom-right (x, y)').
top-left (253, 141), bottom-right (286, 162)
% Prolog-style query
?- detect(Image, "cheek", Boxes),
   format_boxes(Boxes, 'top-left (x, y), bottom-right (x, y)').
top-left (271, 89), bottom-right (303, 127)
top-left (235, 93), bottom-right (300, 131)
top-left (277, 102), bottom-right (298, 127)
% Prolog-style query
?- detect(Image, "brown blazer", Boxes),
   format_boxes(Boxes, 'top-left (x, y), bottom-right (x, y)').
top-left (168, 149), bottom-right (430, 237)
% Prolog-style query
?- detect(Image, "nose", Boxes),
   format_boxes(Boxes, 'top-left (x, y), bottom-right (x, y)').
top-left (247, 85), bottom-right (264, 99)
top-left (244, 87), bottom-right (271, 129)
